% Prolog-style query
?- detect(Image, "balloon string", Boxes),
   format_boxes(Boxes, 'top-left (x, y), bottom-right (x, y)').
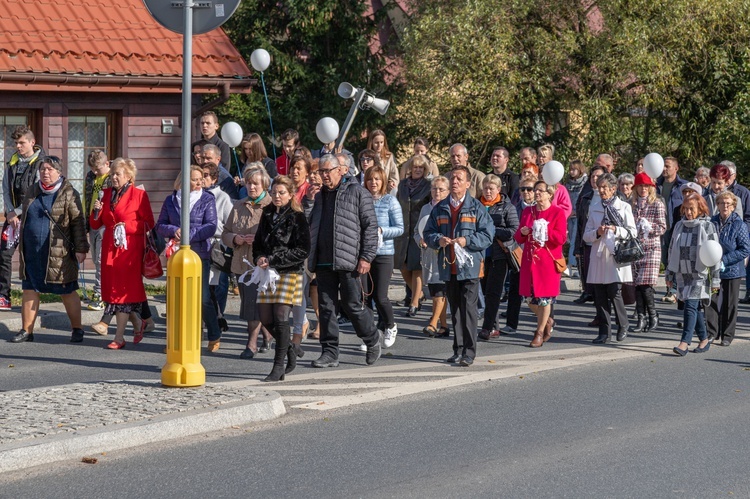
top-left (260, 72), bottom-right (277, 161)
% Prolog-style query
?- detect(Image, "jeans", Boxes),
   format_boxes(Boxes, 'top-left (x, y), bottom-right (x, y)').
top-left (567, 217), bottom-right (578, 268)
top-left (89, 226), bottom-right (105, 295)
top-left (201, 259), bottom-right (221, 341)
top-left (316, 269), bottom-right (379, 358)
top-left (681, 299), bottom-right (707, 345)
top-left (365, 255), bottom-right (395, 330)
top-left (0, 220), bottom-right (16, 298)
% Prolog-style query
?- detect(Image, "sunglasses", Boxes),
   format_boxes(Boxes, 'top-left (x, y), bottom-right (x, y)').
top-left (519, 186), bottom-right (534, 192)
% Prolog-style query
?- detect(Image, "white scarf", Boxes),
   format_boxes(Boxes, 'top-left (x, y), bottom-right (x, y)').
top-left (174, 189), bottom-right (203, 213)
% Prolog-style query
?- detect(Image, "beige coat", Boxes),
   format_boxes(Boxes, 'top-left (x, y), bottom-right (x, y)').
top-left (221, 194), bottom-right (272, 275)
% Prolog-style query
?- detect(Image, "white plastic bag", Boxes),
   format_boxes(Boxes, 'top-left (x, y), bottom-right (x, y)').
top-left (239, 257), bottom-right (279, 294)
top-left (453, 243), bottom-right (474, 270)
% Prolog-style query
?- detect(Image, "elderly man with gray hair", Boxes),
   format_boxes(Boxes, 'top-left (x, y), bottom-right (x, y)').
top-left (307, 154), bottom-right (382, 368)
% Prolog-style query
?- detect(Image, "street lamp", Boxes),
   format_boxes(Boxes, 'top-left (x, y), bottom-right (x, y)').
top-left (334, 83), bottom-right (390, 150)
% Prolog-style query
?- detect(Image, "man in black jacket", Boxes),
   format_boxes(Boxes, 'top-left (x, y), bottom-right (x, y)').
top-left (308, 155), bottom-right (381, 367)
top-left (489, 147), bottom-right (519, 200)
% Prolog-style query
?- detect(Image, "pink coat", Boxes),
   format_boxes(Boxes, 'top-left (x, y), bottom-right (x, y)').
top-left (552, 184), bottom-right (572, 218)
top-left (514, 204), bottom-right (567, 298)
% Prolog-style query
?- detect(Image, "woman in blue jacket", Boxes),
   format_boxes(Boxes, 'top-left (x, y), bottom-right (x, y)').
top-left (364, 166), bottom-right (404, 348)
top-left (706, 191), bottom-right (750, 346)
top-left (156, 165), bottom-right (219, 350)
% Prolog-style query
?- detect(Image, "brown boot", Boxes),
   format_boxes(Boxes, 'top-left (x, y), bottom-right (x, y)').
top-left (542, 318), bottom-right (555, 343)
top-left (530, 330), bottom-right (544, 348)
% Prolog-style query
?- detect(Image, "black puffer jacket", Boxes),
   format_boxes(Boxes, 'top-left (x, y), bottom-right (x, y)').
top-left (308, 176), bottom-right (377, 272)
top-left (487, 197), bottom-right (519, 260)
top-left (252, 203), bottom-right (310, 274)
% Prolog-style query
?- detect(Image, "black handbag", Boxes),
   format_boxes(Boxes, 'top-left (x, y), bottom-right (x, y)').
top-left (613, 234), bottom-right (645, 265)
top-left (210, 240), bottom-right (234, 274)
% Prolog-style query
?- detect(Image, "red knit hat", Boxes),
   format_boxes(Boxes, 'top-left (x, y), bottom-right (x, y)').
top-left (634, 172), bottom-right (655, 187)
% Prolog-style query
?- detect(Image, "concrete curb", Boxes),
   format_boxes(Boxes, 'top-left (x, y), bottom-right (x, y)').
top-left (0, 384), bottom-right (285, 474)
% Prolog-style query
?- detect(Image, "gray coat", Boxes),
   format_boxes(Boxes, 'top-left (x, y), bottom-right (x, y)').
top-left (308, 176), bottom-right (378, 272)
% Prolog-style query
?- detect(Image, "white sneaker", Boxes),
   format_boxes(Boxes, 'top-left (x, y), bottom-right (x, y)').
top-left (383, 324), bottom-right (398, 348)
top-left (359, 342), bottom-right (368, 352)
top-left (500, 326), bottom-right (516, 334)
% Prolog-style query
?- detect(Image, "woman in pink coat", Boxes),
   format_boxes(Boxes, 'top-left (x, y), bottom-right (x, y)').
top-left (514, 180), bottom-right (567, 348)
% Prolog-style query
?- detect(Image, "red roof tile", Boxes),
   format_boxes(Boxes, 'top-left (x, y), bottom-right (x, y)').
top-left (0, 0), bottom-right (251, 89)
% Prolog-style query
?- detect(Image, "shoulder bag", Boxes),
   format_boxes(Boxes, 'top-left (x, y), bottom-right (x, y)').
top-left (143, 223), bottom-right (164, 279)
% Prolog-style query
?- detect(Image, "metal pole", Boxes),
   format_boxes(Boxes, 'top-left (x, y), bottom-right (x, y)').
top-left (180, 0), bottom-right (193, 247)
top-left (335, 88), bottom-right (367, 151)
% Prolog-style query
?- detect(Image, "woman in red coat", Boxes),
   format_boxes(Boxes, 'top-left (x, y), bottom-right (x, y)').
top-left (90, 158), bottom-right (154, 349)
top-left (514, 180), bottom-right (567, 348)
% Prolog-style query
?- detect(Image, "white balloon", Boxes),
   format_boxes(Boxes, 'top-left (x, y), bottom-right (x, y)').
top-left (699, 240), bottom-right (723, 267)
top-left (643, 152), bottom-right (664, 179)
top-left (220, 122), bottom-right (243, 148)
top-left (316, 117), bottom-right (340, 145)
top-left (542, 160), bottom-right (564, 185)
top-left (418, 216), bottom-right (429, 239)
top-left (250, 49), bottom-right (271, 72)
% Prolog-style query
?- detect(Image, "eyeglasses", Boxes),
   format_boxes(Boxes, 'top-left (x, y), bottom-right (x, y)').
top-left (431, 187), bottom-right (447, 192)
top-left (519, 187), bottom-right (533, 192)
top-left (318, 168), bottom-right (337, 176)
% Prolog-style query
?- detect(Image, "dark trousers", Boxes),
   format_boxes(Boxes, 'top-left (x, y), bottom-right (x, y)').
top-left (706, 277), bottom-right (741, 344)
top-left (593, 282), bottom-right (629, 337)
top-left (364, 255), bottom-right (395, 330)
top-left (446, 276), bottom-right (479, 360)
top-left (317, 269), bottom-right (378, 357)
top-left (0, 220), bottom-right (16, 298)
top-left (505, 270), bottom-right (522, 330)
top-left (582, 245), bottom-right (593, 295)
top-left (481, 258), bottom-right (509, 331)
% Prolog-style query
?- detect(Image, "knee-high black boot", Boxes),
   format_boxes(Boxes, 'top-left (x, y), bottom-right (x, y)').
top-left (630, 286), bottom-right (647, 332)
top-left (644, 286), bottom-right (659, 331)
top-left (264, 323), bottom-right (289, 382)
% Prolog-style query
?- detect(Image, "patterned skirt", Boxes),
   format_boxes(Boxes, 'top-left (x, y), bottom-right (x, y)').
top-left (257, 272), bottom-right (303, 306)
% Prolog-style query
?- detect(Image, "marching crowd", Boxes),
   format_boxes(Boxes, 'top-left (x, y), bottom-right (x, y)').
top-left (3, 114), bottom-right (749, 381)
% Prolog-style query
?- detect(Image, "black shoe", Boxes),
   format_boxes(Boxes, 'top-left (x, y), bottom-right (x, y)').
top-left (292, 343), bottom-right (305, 358)
top-left (312, 353), bottom-right (339, 368)
top-left (285, 345), bottom-right (297, 374)
top-left (629, 315), bottom-right (646, 333)
top-left (616, 329), bottom-right (627, 342)
top-left (239, 348), bottom-right (255, 359)
top-left (500, 292), bottom-right (509, 303)
top-left (218, 317), bottom-right (228, 332)
top-left (478, 329), bottom-right (492, 341)
top-left (459, 357), bottom-right (474, 367)
top-left (673, 346), bottom-right (688, 356)
top-left (573, 292), bottom-right (588, 304)
top-left (646, 313), bottom-right (659, 332)
top-left (405, 306), bottom-right (418, 317)
top-left (721, 339), bottom-right (731, 347)
top-left (693, 342), bottom-right (711, 353)
top-left (70, 328), bottom-right (84, 343)
top-left (500, 311), bottom-right (507, 318)
top-left (366, 331), bottom-right (382, 365)
top-left (259, 338), bottom-right (270, 353)
top-left (739, 294), bottom-right (750, 304)
top-left (675, 321), bottom-right (683, 329)
top-left (337, 315), bottom-right (351, 325)
top-left (10, 330), bottom-right (33, 343)
top-left (592, 335), bottom-right (608, 344)
top-left (446, 353), bottom-right (461, 363)
top-left (263, 366), bottom-right (285, 382)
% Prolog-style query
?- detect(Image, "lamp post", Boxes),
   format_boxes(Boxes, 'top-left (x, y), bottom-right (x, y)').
top-left (334, 83), bottom-right (390, 150)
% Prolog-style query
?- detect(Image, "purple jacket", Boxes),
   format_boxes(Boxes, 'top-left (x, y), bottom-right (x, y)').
top-left (156, 190), bottom-right (217, 259)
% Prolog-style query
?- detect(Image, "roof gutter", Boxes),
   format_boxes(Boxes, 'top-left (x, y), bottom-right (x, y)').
top-left (194, 82), bottom-right (233, 116)
top-left (0, 72), bottom-right (256, 91)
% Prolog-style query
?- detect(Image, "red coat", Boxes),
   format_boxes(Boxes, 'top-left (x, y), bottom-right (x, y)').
top-left (90, 186), bottom-right (154, 304)
top-left (514, 204), bottom-right (567, 298)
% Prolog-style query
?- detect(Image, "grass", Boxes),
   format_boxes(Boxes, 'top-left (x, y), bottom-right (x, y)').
top-left (10, 284), bottom-right (168, 306)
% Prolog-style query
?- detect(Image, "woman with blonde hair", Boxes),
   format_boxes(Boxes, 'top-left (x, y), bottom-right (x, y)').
top-left (222, 164), bottom-right (273, 357)
top-left (253, 175), bottom-right (311, 381)
top-left (367, 129), bottom-right (399, 192)
top-left (629, 173), bottom-right (666, 332)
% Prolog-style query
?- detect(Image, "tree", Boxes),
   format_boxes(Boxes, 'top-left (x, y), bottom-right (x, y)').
top-left (218, 0), bottom-right (394, 157)
top-left (397, 0), bottom-right (750, 174)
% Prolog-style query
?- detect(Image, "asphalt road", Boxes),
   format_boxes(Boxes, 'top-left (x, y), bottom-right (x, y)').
top-left (3, 277), bottom-right (740, 392)
top-left (2, 330), bottom-right (749, 497)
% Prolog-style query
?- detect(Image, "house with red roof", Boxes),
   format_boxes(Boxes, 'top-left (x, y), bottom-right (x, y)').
top-left (0, 0), bottom-right (252, 214)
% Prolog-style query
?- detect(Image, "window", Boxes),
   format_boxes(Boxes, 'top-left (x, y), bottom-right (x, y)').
top-left (0, 114), bottom-right (31, 213)
top-left (67, 114), bottom-right (110, 196)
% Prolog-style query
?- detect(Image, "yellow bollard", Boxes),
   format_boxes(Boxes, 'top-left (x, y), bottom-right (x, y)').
top-left (161, 246), bottom-right (206, 387)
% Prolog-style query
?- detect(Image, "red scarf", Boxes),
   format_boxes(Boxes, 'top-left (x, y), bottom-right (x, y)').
top-left (480, 193), bottom-right (501, 207)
